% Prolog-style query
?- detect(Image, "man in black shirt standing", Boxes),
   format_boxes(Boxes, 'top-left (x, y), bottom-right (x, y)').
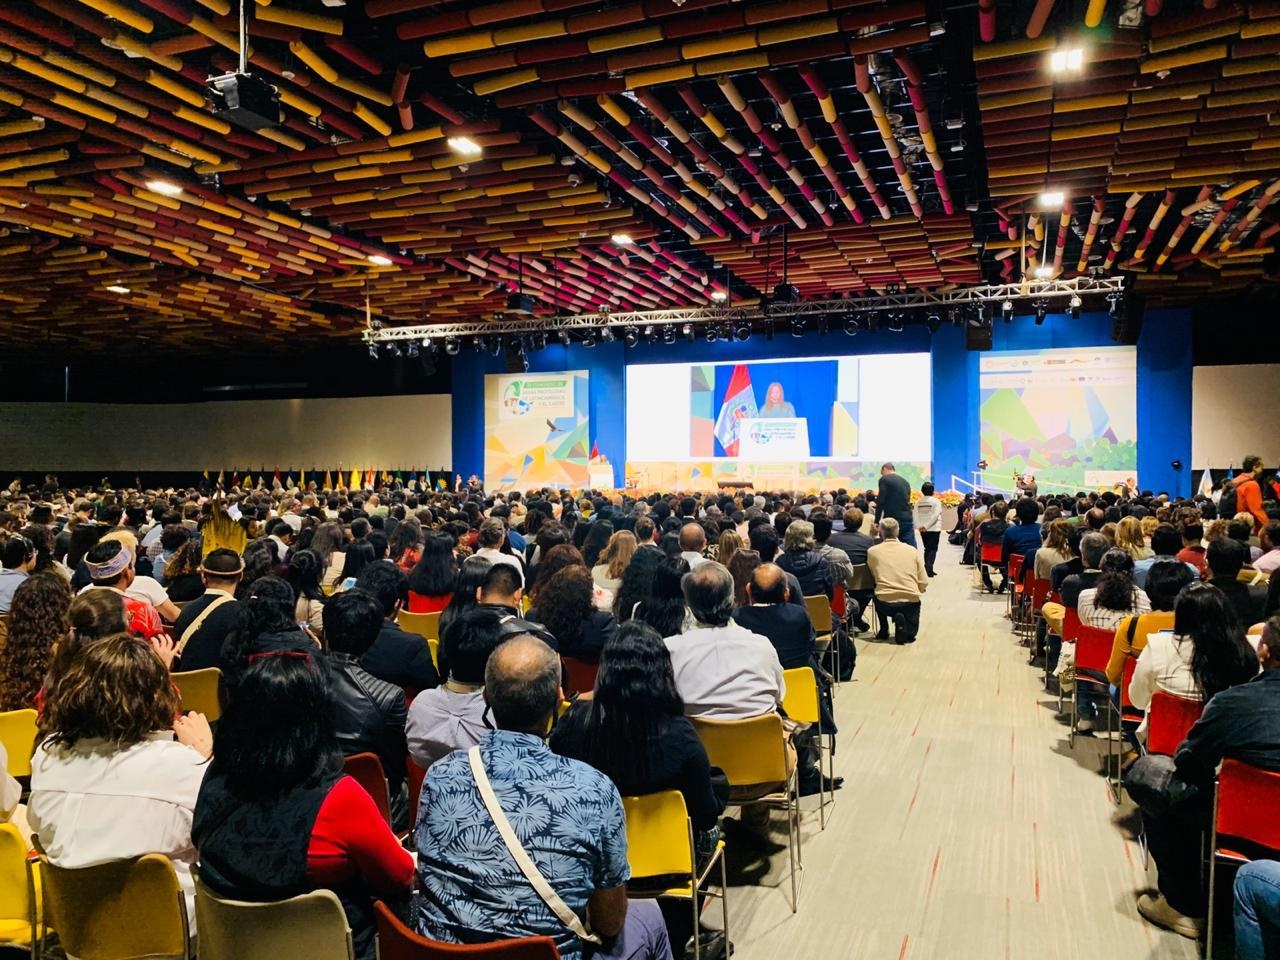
top-left (876, 463), bottom-right (916, 547)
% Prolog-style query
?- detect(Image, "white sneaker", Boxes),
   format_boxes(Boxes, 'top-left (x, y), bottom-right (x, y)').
top-left (1076, 718), bottom-right (1094, 733)
top-left (1137, 893), bottom-right (1204, 939)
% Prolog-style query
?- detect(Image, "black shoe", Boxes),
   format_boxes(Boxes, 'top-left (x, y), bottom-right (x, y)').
top-left (683, 930), bottom-right (730, 960)
top-left (875, 632), bottom-right (890, 641)
top-left (892, 613), bottom-right (906, 637)
top-left (798, 775), bottom-right (844, 796)
top-left (855, 620), bottom-right (871, 632)
top-left (926, 569), bottom-right (937, 577)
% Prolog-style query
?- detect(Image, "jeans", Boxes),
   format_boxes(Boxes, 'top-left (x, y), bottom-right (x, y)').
top-left (920, 531), bottom-right (940, 574)
top-left (875, 599), bottom-right (921, 643)
top-left (589, 901), bottom-right (674, 960)
top-left (1235, 860), bottom-right (1280, 960)
top-left (1139, 787), bottom-right (1212, 917)
top-left (896, 517), bottom-right (917, 548)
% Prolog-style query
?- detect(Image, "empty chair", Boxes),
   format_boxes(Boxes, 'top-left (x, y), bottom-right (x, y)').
top-left (170, 667), bottom-right (223, 722)
top-left (194, 873), bottom-right (354, 960)
top-left (373, 901), bottom-right (559, 960)
top-left (0, 709), bottom-right (37, 778)
top-left (0, 822), bottom-right (46, 958)
top-left (398, 610), bottom-right (442, 643)
top-left (803, 595), bottom-right (837, 685)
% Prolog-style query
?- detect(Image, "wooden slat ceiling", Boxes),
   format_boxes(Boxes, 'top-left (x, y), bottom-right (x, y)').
top-left (0, 0), bottom-right (1276, 352)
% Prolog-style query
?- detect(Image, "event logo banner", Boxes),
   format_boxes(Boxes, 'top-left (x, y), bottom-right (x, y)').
top-left (485, 370), bottom-right (590, 490)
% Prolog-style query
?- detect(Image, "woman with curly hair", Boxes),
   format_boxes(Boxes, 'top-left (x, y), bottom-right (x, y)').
top-left (527, 543), bottom-right (585, 608)
top-left (0, 571), bottom-right (72, 711)
top-left (530, 565), bottom-right (616, 663)
top-left (389, 519), bottom-right (422, 573)
top-left (236, 538), bottom-right (278, 601)
top-left (161, 536), bottom-right (205, 602)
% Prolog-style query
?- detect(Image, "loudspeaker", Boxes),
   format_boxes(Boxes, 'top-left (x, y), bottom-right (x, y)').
top-left (1111, 293), bottom-right (1146, 345)
top-left (965, 321), bottom-right (993, 351)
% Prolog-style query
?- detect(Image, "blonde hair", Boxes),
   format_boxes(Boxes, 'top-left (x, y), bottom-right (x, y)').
top-left (1140, 516), bottom-right (1159, 539)
top-left (1116, 516), bottom-right (1147, 559)
top-left (1205, 519), bottom-right (1229, 542)
top-left (99, 528), bottom-right (139, 554)
top-left (716, 529), bottom-right (743, 565)
top-left (599, 530), bottom-right (637, 580)
top-left (1100, 522), bottom-right (1118, 545)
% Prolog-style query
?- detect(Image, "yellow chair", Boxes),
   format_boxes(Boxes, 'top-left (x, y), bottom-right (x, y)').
top-left (398, 610), bottom-right (441, 643)
top-left (170, 668), bottom-right (223, 723)
top-left (691, 713), bottom-right (802, 912)
top-left (32, 840), bottom-right (192, 960)
top-left (623, 791), bottom-right (729, 960)
top-left (803, 595), bottom-right (838, 691)
top-left (321, 583), bottom-right (337, 597)
top-left (0, 709), bottom-right (37, 778)
top-left (194, 873), bottom-right (354, 960)
top-left (781, 667), bottom-right (833, 830)
top-left (427, 637), bottom-right (440, 671)
top-left (0, 822), bottom-right (46, 958)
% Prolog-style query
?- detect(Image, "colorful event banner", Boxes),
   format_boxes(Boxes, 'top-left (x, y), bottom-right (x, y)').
top-left (484, 370), bottom-right (591, 490)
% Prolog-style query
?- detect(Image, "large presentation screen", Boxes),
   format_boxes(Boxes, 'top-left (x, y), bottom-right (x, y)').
top-left (626, 353), bottom-right (932, 490)
top-left (979, 346), bottom-right (1137, 490)
top-left (485, 370), bottom-right (590, 490)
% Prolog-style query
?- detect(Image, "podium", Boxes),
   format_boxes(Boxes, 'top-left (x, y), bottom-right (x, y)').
top-left (587, 463), bottom-right (616, 490)
top-left (737, 417), bottom-right (810, 460)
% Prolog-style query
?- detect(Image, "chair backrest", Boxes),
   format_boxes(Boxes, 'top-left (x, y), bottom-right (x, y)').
top-left (170, 668), bottom-right (223, 722)
top-left (561, 657), bottom-right (598, 698)
top-left (342, 752), bottom-right (391, 826)
top-left (691, 714), bottom-right (788, 787)
top-left (1008, 554), bottom-right (1025, 584)
top-left (407, 753), bottom-right (427, 832)
top-left (1120, 655), bottom-right (1139, 711)
top-left (428, 637), bottom-right (440, 670)
top-left (373, 900), bottom-right (560, 960)
top-left (1061, 606), bottom-right (1082, 642)
top-left (848, 564), bottom-right (875, 591)
top-left (398, 610), bottom-right (442, 642)
top-left (780, 667), bottom-right (820, 725)
top-left (1029, 576), bottom-right (1052, 611)
top-left (1074, 624), bottom-right (1115, 674)
top-left (979, 542), bottom-right (1003, 564)
top-left (831, 583), bottom-right (847, 618)
top-left (34, 845), bottom-right (190, 960)
top-left (0, 822), bottom-right (37, 947)
top-left (803, 595), bottom-right (832, 634)
top-left (0, 709), bottom-right (37, 778)
top-left (622, 790), bottom-right (694, 879)
top-left (1147, 691), bottom-right (1205, 756)
top-left (1215, 759), bottom-right (1280, 854)
top-left (195, 874), bottom-right (353, 960)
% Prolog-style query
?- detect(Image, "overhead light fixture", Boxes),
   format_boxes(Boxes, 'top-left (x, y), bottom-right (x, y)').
top-left (704, 324), bottom-right (720, 343)
top-left (1001, 299), bottom-right (1014, 322)
top-left (447, 136), bottom-right (482, 156)
top-left (145, 179), bottom-right (183, 196)
top-left (926, 312), bottom-right (941, 333)
top-left (662, 325), bottom-right (676, 344)
top-left (610, 233), bottom-right (634, 246)
top-left (734, 324), bottom-right (751, 342)
top-left (683, 323), bottom-right (695, 342)
top-left (1068, 294), bottom-right (1082, 319)
top-left (367, 343), bottom-right (379, 360)
top-left (887, 313), bottom-right (905, 333)
top-left (790, 317), bottom-right (805, 338)
top-left (367, 254), bottom-right (393, 266)
top-left (1034, 265), bottom-right (1053, 279)
top-left (623, 326), bottom-right (640, 348)
top-left (842, 314), bottom-right (859, 336)
top-left (1037, 190), bottom-right (1065, 209)
top-left (710, 289), bottom-right (728, 302)
top-left (444, 337), bottom-right (461, 356)
top-left (1049, 48), bottom-right (1085, 74)
top-left (105, 284), bottom-right (131, 294)
top-left (1034, 299), bottom-right (1048, 325)
top-left (557, 330), bottom-right (571, 347)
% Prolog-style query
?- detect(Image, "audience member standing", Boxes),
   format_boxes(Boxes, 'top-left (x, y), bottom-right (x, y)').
top-left (913, 482), bottom-right (943, 577)
top-left (876, 463), bottom-right (916, 547)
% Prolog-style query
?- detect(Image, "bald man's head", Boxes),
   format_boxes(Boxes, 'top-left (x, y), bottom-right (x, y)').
top-left (484, 633), bottom-right (561, 734)
top-left (679, 522), bottom-right (706, 553)
top-left (748, 562), bottom-right (788, 605)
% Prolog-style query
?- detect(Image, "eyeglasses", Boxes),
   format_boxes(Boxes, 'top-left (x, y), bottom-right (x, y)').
top-left (246, 650), bottom-right (313, 665)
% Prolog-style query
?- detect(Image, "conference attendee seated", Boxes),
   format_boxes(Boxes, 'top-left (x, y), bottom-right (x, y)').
top-left (475, 562), bottom-right (557, 648)
top-left (1233, 858), bottom-right (1280, 959)
top-left (829, 507), bottom-right (874, 566)
top-left (1133, 523), bottom-right (1196, 589)
top-left (474, 517), bottom-right (524, 582)
top-left (531, 565), bottom-right (615, 662)
top-left (219, 575), bottom-right (318, 689)
top-left (866, 518), bottom-right (928, 644)
top-left (745, 523), bottom-right (806, 611)
top-left (194, 652), bottom-right (414, 960)
top-left (1124, 611), bottom-right (1276, 939)
top-left (406, 607), bottom-right (507, 772)
top-left (323, 589), bottom-right (410, 830)
top-left (775, 520), bottom-right (835, 600)
top-left (1175, 522), bottom-right (1208, 578)
top-left (172, 548), bottom-right (244, 672)
top-left (976, 501), bottom-right (1010, 593)
top-left (678, 522), bottom-right (710, 569)
top-left (1034, 519), bottom-right (1074, 582)
top-left (1001, 498), bottom-right (1042, 573)
top-left (0, 533), bottom-right (36, 616)
top-left (406, 532), bottom-right (458, 613)
top-left (811, 512), bottom-right (853, 586)
top-left (100, 529), bottom-right (182, 624)
top-left (1041, 532), bottom-right (1109, 649)
top-left (29, 634), bottom-right (213, 925)
top-left (1104, 560), bottom-right (1195, 687)
top-left (1204, 537), bottom-right (1268, 626)
top-left (1069, 549), bottom-right (1150, 733)
top-left (354, 559), bottom-right (439, 691)
top-left (415, 634), bottom-right (673, 960)
top-left (1254, 521), bottom-right (1280, 575)
top-left (80, 539), bottom-right (165, 639)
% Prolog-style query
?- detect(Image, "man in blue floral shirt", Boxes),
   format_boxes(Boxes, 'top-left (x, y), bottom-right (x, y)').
top-left (415, 634), bottom-right (673, 960)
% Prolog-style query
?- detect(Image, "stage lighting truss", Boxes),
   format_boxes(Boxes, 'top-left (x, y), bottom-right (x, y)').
top-left (361, 277), bottom-right (1127, 346)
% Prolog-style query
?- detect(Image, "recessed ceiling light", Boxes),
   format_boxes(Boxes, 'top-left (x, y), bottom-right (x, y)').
top-left (447, 136), bottom-right (482, 156)
top-left (1038, 190), bottom-right (1065, 208)
top-left (710, 290), bottom-right (728, 302)
top-left (1049, 48), bottom-right (1085, 74)
top-left (145, 179), bottom-right (183, 196)
top-left (105, 284), bottom-right (131, 294)
top-left (368, 254), bottom-right (393, 266)
top-left (610, 233), bottom-right (633, 246)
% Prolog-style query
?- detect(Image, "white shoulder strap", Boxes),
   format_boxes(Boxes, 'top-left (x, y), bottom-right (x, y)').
top-left (177, 593), bottom-right (235, 654)
top-left (467, 746), bottom-right (601, 945)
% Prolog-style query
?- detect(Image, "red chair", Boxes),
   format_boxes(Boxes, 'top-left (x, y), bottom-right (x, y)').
top-left (1106, 655), bottom-right (1144, 797)
top-left (831, 583), bottom-right (847, 619)
top-left (1006, 553), bottom-right (1025, 620)
top-left (1146, 691), bottom-right (1205, 756)
top-left (562, 657), bottom-right (598, 698)
top-left (373, 901), bottom-right (560, 960)
top-left (342, 752), bottom-right (392, 827)
top-left (1206, 760), bottom-right (1280, 953)
top-left (406, 754), bottom-right (427, 834)
top-left (1049, 606), bottom-right (1083, 695)
top-left (1069, 623), bottom-right (1114, 749)
top-left (977, 541), bottom-right (1004, 593)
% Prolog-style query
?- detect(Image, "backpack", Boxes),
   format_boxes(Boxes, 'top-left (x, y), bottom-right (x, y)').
top-left (1219, 479), bottom-right (1239, 518)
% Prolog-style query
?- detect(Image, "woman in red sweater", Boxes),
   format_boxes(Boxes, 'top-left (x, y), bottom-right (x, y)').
top-left (405, 532), bottom-right (457, 613)
top-left (193, 651), bottom-right (413, 960)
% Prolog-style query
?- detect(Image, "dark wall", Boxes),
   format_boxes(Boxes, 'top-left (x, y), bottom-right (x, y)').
top-left (1192, 299), bottom-right (1280, 367)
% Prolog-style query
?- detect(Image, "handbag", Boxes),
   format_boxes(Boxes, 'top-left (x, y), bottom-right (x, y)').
top-left (468, 747), bottom-right (602, 946)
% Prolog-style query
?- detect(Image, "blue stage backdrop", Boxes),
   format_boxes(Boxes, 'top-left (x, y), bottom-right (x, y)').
top-left (450, 308), bottom-right (1191, 496)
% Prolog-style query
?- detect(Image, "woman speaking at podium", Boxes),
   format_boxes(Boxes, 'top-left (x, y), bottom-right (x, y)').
top-left (760, 382), bottom-right (796, 419)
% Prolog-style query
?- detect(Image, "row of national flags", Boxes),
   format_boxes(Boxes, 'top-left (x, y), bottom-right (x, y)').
top-left (201, 467), bottom-right (449, 491)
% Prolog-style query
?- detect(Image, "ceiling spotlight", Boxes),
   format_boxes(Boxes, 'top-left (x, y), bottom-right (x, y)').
top-left (447, 136), bottom-right (482, 156)
top-left (367, 254), bottom-right (393, 266)
top-left (420, 337), bottom-right (435, 352)
top-left (557, 330), bottom-right (571, 347)
top-left (623, 326), bottom-right (640, 348)
top-left (1108, 291), bottom-right (1123, 320)
top-left (662, 325), bottom-right (676, 345)
top-left (1049, 47), bottom-right (1085, 74)
top-left (444, 337), bottom-right (461, 356)
top-left (582, 330), bottom-right (597, 348)
top-left (488, 335), bottom-right (503, 357)
top-left (1068, 294), bottom-right (1082, 319)
top-left (105, 284), bottom-right (131, 294)
top-left (926, 312), bottom-right (941, 333)
top-left (1034, 265), bottom-right (1053, 279)
top-left (144, 179), bottom-right (183, 196)
top-left (842, 314), bottom-right (859, 336)
top-left (710, 289), bottom-right (728, 302)
top-left (642, 324), bottom-right (658, 343)
top-left (1037, 190), bottom-right (1065, 209)
top-left (704, 324), bottom-right (720, 343)
top-left (472, 336), bottom-right (487, 353)
top-left (367, 343), bottom-right (379, 360)
top-left (734, 324), bottom-right (751, 342)
top-left (387, 343), bottom-right (403, 358)
top-left (683, 323), bottom-right (695, 342)
top-left (610, 233), bottom-right (634, 246)
top-left (773, 282), bottom-right (800, 304)
top-left (405, 340), bottom-right (419, 358)
top-left (1033, 299), bottom-right (1048, 325)
top-left (790, 317), bottom-right (805, 338)
top-left (887, 313), bottom-right (905, 333)
top-left (1001, 299), bottom-right (1014, 322)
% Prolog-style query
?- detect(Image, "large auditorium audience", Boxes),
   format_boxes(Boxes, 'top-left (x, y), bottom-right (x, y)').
top-left (1, 459), bottom-right (1280, 957)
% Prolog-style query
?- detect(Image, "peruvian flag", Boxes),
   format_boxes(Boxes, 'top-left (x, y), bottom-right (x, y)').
top-left (590, 442), bottom-right (600, 462)
top-left (713, 364), bottom-right (758, 456)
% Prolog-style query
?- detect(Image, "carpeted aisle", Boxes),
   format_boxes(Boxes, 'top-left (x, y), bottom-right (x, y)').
top-left (722, 541), bottom-right (1199, 960)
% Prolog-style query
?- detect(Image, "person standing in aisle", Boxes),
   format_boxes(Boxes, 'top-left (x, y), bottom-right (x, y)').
top-left (914, 482), bottom-right (943, 577)
top-left (876, 463), bottom-right (916, 547)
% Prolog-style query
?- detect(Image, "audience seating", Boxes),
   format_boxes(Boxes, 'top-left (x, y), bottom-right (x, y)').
top-left (0, 709), bottom-right (37, 778)
top-left (170, 667), bottom-right (223, 722)
top-left (847, 564), bottom-right (878, 634)
top-left (373, 901), bottom-right (560, 960)
top-left (428, 637), bottom-right (439, 671)
top-left (1205, 759), bottom-right (1280, 956)
top-left (398, 610), bottom-right (441, 643)
top-left (561, 657), bottom-right (598, 698)
top-left (406, 754), bottom-right (427, 835)
top-left (342, 752), bottom-right (392, 828)
top-left (1106, 656), bottom-right (1143, 797)
top-left (1006, 554), bottom-right (1025, 619)
top-left (781, 667), bottom-right (832, 828)
top-left (1145, 691), bottom-right (1205, 757)
top-left (692, 714), bottom-right (802, 912)
top-left (622, 789), bottom-right (729, 960)
top-left (1068, 624), bottom-right (1115, 751)
top-left (0, 822), bottom-right (45, 958)
top-left (195, 873), bottom-right (354, 960)
top-left (976, 541), bottom-right (1003, 591)
top-left (1050, 607), bottom-right (1084, 696)
top-left (32, 839), bottom-right (191, 960)
top-left (803, 595), bottom-right (837, 689)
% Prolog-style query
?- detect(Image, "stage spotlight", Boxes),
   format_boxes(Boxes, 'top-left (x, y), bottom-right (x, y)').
top-left (1171, 459), bottom-right (1183, 471)
top-left (704, 324), bottom-right (720, 342)
top-left (662, 325), bottom-right (676, 344)
top-left (623, 326), bottom-right (640, 348)
top-left (600, 326), bottom-right (616, 343)
top-left (444, 337), bottom-right (461, 356)
top-left (790, 317), bottom-right (805, 337)
top-left (488, 335), bottom-right (503, 357)
top-left (866, 312), bottom-right (879, 333)
top-left (772, 281), bottom-right (800, 304)
top-left (683, 323), bottom-right (695, 342)
top-left (765, 319), bottom-right (775, 341)
top-left (926, 312), bottom-right (942, 333)
top-left (1034, 299), bottom-right (1048, 325)
top-left (520, 354), bottom-right (530, 372)
top-left (387, 343), bottom-right (403, 357)
top-left (1001, 299), bottom-right (1014, 323)
top-left (557, 329), bottom-right (571, 347)
top-left (734, 324), bottom-right (751, 342)
top-left (582, 330), bottom-right (597, 348)
top-left (887, 313), bottom-right (905, 333)
top-left (1068, 294), bottom-right (1082, 319)
top-left (947, 306), bottom-right (962, 327)
top-left (643, 324), bottom-right (657, 343)
top-left (405, 340), bottom-right (419, 358)
top-left (367, 342), bottom-right (379, 360)
top-left (842, 314), bottom-right (859, 335)
top-left (1108, 292), bottom-right (1121, 319)
top-left (816, 315), bottom-right (829, 337)
top-left (472, 336), bottom-right (487, 353)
